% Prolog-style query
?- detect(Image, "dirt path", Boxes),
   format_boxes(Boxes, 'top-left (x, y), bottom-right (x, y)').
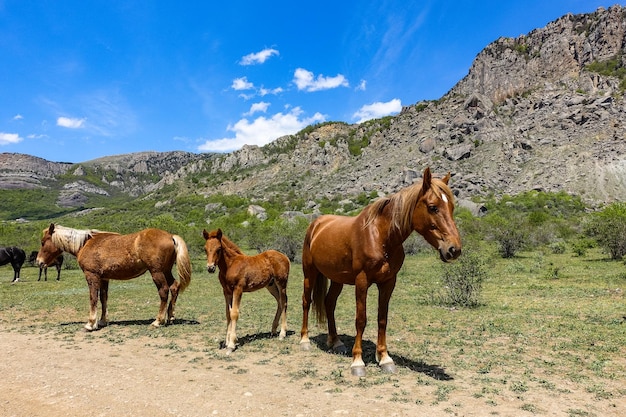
top-left (1, 329), bottom-right (624, 417)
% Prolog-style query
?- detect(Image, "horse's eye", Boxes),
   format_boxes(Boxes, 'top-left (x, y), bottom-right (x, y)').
top-left (428, 205), bottom-right (439, 214)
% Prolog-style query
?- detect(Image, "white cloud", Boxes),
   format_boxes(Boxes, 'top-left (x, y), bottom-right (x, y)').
top-left (244, 102), bottom-right (270, 116)
top-left (198, 107), bottom-right (325, 153)
top-left (293, 68), bottom-right (349, 92)
top-left (258, 86), bottom-right (283, 96)
top-left (57, 116), bottom-right (85, 128)
top-left (352, 99), bottom-right (402, 123)
top-left (0, 132), bottom-right (23, 145)
top-left (13, 114), bottom-right (23, 120)
top-left (232, 77), bottom-right (254, 91)
top-left (355, 80), bottom-right (367, 91)
top-left (240, 48), bottom-right (279, 65)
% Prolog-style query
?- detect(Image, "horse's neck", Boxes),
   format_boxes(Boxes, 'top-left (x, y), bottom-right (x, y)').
top-left (220, 237), bottom-right (244, 262)
top-left (365, 202), bottom-right (411, 249)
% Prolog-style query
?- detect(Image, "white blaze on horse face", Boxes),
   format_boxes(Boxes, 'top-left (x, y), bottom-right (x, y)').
top-left (441, 192), bottom-right (448, 204)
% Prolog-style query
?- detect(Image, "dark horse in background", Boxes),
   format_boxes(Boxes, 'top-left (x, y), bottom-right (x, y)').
top-left (37, 224), bottom-right (192, 331)
top-left (29, 251), bottom-right (64, 281)
top-left (0, 246), bottom-right (26, 282)
top-left (300, 167), bottom-right (462, 376)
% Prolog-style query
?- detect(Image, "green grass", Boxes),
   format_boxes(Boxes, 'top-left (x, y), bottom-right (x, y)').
top-left (1, 246), bottom-right (625, 412)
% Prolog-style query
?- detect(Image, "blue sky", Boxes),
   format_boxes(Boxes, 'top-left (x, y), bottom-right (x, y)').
top-left (0, 1), bottom-right (620, 163)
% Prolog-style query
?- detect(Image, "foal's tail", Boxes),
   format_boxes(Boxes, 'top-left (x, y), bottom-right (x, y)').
top-left (172, 235), bottom-right (191, 292)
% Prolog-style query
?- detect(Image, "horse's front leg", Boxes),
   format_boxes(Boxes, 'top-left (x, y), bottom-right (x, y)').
top-left (84, 273), bottom-right (100, 331)
top-left (300, 264), bottom-right (317, 350)
top-left (325, 281), bottom-right (346, 354)
top-left (376, 278), bottom-right (397, 374)
top-left (151, 272), bottom-right (169, 327)
top-left (225, 289), bottom-right (242, 354)
top-left (98, 279), bottom-right (110, 328)
top-left (351, 276), bottom-right (369, 377)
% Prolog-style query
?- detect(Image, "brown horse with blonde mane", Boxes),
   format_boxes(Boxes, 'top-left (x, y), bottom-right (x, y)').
top-left (36, 224), bottom-right (192, 331)
top-left (203, 228), bottom-right (290, 354)
top-left (300, 167), bottom-right (462, 376)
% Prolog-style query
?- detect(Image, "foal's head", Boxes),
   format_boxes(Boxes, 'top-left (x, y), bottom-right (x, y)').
top-left (412, 168), bottom-right (462, 262)
top-left (202, 228), bottom-right (224, 273)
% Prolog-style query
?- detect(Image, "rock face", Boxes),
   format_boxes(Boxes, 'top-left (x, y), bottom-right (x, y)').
top-left (2, 6), bottom-right (626, 208)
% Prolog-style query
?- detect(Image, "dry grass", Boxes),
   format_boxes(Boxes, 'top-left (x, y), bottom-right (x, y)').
top-left (1, 247), bottom-right (625, 415)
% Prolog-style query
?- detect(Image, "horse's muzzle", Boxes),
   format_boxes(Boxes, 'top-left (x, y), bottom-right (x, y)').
top-left (207, 265), bottom-right (216, 273)
top-left (439, 244), bottom-right (461, 263)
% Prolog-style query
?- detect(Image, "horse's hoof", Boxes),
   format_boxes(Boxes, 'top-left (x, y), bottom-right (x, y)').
top-left (333, 344), bottom-right (348, 355)
top-left (380, 362), bottom-right (397, 374)
top-left (151, 320), bottom-right (162, 328)
top-left (350, 366), bottom-right (366, 377)
top-left (84, 324), bottom-right (96, 332)
top-left (300, 341), bottom-right (311, 351)
top-left (97, 320), bottom-right (108, 328)
top-left (224, 347), bottom-right (235, 355)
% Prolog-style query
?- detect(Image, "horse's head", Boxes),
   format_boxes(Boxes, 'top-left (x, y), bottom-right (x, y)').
top-left (36, 223), bottom-right (63, 267)
top-left (202, 228), bottom-right (224, 273)
top-left (412, 168), bottom-right (462, 262)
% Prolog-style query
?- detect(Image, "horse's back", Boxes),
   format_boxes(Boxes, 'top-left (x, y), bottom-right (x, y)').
top-left (264, 249), bottom-right (290, 278)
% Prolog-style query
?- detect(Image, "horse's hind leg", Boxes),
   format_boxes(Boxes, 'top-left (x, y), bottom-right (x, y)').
top-left (267, 281), bottom-right (287, 339)
top-left (325, 281), bottom-right (346, 354)
top-left (98, 279), bottom-right (110, 328)
top-left (151, 272), bottom-right (169, 327)
top-left (165, 271), bottom-right (178, 324)
top-left (300, 264), bottom-right (317, 350)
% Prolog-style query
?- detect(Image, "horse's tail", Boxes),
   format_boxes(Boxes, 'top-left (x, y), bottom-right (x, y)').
top-left (172, 235), bottom-right (191, 293)
top-left (312, 273), bottom-right (328, 324)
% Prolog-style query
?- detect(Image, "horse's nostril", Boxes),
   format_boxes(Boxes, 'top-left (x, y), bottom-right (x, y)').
top-left (207, 265), bottom-right (216, 273)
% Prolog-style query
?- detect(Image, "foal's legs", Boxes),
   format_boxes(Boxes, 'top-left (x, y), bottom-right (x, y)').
top-left (325, 281), bottom-right (346, 353)
top-left (224, 288), bottom-right (243, 354)
top-left (267, 281), bottom-right (287, 339)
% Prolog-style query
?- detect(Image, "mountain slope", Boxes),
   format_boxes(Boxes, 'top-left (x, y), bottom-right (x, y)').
top-left (2, 5), bottom-right (626, 215)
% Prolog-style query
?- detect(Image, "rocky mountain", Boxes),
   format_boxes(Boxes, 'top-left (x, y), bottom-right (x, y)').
top-left (2, 5), bottom-right (626, 211)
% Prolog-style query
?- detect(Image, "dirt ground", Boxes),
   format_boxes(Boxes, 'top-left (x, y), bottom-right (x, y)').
top-left (1, 328), bottom-right (624, 417)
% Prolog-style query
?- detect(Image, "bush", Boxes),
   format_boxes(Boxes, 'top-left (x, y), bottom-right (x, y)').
top-left (483, 214), bottom-right (528, 258)
top-left (436, 249), bottom-right (487, 308)
top-left (584, 202), bottom-right (626, 260)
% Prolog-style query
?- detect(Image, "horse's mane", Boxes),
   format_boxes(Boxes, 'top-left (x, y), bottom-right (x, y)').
top-left (50, 225), bottom-right (112, 254)
top-left (364, 178), bottom-right (453, 235)
top-left (220, 234), bottom-right (244, 256)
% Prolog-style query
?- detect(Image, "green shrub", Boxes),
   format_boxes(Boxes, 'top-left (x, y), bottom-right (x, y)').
top-left (437, 249), bottom-right (487, 308)
top-left (584, 202), bottom-right (626, 260)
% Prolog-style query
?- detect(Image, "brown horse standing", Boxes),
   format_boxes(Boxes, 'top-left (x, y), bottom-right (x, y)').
top-left (300, 167), bottom-right (462, 376)
top-left (203, 228), bottom-right (290, 354)
top-left (36, 224), bottom-right (192, 331)
top-left (29, 251), bottom-right (64, 281)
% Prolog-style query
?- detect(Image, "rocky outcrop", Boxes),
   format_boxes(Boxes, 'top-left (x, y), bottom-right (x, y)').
top-left (2, 6), bottom-right (626, 210)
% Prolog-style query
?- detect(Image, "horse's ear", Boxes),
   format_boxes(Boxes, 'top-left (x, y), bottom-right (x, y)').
top-left (216, 228), bottom-right (223, 240)
top-left (202, 229), bottom-right (209, 240)
top-left (442, 171), bottom-right (451, 185)
top-left (48, 223), bottom-right (55, 234)
top-left (421, 167), bottom-right (432, 192)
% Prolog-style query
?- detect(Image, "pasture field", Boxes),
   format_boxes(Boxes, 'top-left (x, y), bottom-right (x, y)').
top-left (1, 247), bottom-right (625, 416)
